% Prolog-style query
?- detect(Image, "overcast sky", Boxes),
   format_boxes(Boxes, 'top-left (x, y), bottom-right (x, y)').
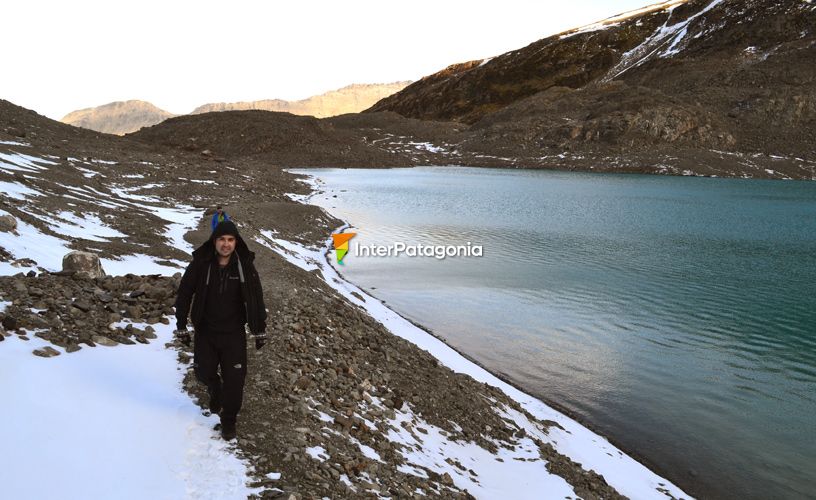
top-left (3, 0), bottom-right (652, 120)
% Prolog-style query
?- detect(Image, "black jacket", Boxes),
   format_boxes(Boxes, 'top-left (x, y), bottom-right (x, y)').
top-left (175, 234), bottom-right (267, 335)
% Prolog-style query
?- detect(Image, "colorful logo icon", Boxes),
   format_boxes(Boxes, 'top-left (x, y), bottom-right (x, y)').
top-left (331, 232), bottom-right (356, 265)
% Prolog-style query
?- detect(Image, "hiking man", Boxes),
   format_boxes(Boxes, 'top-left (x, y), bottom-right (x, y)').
top-left (210, 206), bottom-right (230, 232)
top-left (174, 220), bottom-right (267, 440)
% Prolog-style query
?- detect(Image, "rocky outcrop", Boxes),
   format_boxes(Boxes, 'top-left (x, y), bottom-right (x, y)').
top-left (61, 251), bottom-right (106, 279)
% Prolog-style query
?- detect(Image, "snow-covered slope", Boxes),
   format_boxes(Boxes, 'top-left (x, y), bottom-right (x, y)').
top-left (0, 141), bottom-right (201, 276)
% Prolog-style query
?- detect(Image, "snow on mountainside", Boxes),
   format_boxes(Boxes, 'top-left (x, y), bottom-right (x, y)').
top-left (367, 0), bottom-right (816, 178)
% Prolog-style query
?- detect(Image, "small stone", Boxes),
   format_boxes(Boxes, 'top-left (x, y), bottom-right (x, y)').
top-left (2, 316), bottom-right (18, 330)
top-left (125, 306), bottom-right (142, 320)
top-left (0, 214), bottom-right (17, 233)
top-left (32, 346), bottom-right (61, 358)
top-left (91, 335), bottom-right (118, 347)
top-left (294, 376), bottom-right (312, 390)
top-left (72, 301), bottom-right (91, 312)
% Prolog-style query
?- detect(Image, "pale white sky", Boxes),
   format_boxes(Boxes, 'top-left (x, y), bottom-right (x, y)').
top-left (2, 1), bottom-right (651, 120)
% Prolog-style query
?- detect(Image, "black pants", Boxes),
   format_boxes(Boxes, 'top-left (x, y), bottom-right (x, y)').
top-left (193, 328), bottom-right (247, 425)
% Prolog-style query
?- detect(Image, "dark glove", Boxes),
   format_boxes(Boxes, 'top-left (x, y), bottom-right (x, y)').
top-left (175, 328), bottom-right (191, 348)
top-left (253, 333), bottom-right (267, 350)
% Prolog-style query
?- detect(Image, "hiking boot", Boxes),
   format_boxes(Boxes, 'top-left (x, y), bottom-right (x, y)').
top-left (220, 421), bottom-right (237, 441)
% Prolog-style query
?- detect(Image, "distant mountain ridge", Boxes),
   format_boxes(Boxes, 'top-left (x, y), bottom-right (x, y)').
top-left (192, 82), bottom-right (411, 117)
top-left (60, 82), bottom-right (411, 135)
top-left (61, 100), bottom-right (176, 136)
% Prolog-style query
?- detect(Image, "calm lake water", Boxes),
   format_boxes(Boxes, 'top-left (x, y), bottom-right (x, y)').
top-left (292, 167), bottom-right (816, 500)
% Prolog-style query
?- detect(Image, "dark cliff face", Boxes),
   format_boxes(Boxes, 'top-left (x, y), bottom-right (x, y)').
top-left (367, 7), bottom-right (670, 124)
top-left (366, 0), bottom-right (816, 167)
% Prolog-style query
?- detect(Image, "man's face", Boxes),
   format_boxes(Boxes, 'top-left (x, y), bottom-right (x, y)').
top-left (215, 235), bottom-right (236, 258)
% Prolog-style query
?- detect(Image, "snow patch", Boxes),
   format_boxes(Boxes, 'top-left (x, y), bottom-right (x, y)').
top-left (0, 180), bottom-right (43, 200)
top-left (0, 151), bottom-right (57, 173)
top-left (0, 324), bottom-right (261, 499)
top-left (384, 401), bottom-right (575, 498)
top-left (560, 0), bottom-right (687, 40)
top-left (75, 166), bottom-right (103, 178)
top-left (100, 254), bottom-right (186, 277)
top-left (306, 446), bottom-right (330, 461)
top-left (43, 210), bottom-right (127, 242)
top-left (0, 215), bottom-right (72, 274)
top-left (605, 0), bottom-right (725, 80)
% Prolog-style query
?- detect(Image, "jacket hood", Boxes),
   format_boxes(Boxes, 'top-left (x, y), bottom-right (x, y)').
top-left (192, 227), bottom-right (255, 262)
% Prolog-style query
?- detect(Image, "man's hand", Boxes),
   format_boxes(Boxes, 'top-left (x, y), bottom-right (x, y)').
top-left (174, 328), bottom-right (192, 348)
top-left (253, 333), bottom-right (267, 350)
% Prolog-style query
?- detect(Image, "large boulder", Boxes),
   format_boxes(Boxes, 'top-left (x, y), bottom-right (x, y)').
top-left (62, 251), bottom-right (106, 278)
top-left (0, 214), bottom-right (17, 233)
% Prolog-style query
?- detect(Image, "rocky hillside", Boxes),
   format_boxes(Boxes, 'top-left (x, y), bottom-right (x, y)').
top-left (3, 94), bottom-right (692, 499)
top-left (368, 0), bottom-right (816, 179)
top-left (192, 82), bottom-right (412, 118)
top-left (60, 83), bottom-right (411, 136)
top-left (128, 109), bottom-right (420, 168)
top-left (61, 100), bottom-right (176, 136)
